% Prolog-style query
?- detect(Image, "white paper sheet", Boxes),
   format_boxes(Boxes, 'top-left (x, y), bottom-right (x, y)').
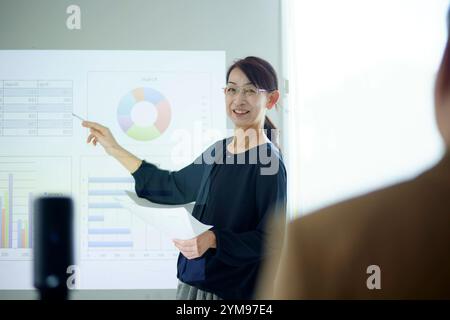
top-left (115, 191), bottom-right (213, 240)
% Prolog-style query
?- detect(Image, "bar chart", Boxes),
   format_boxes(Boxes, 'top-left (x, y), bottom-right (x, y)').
top-left (0, 162), bottom-right (36, 260)
top-left (0, 157), bottom-right (72, 261)
top-left (0, 174), bottom-right (33, 249)
top-left (80, 157), bottom-right (178, 261)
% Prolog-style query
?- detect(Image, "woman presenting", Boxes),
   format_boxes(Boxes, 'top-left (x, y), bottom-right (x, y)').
top-left (82, 56), bottom-right (287, 300)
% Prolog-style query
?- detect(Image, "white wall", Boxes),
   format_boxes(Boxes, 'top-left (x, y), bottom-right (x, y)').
top-left (285, 0), bottom-right (448, 214)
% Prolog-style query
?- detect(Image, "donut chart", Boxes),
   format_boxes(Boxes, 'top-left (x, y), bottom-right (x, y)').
top-left (117, 87), bottom-right (171, 141)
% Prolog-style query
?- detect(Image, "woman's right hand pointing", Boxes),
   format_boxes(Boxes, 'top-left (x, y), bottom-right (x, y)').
top-left (82, 121), bottom-right (121, 155)
top-left (81, 121), bottom-right (142, 173)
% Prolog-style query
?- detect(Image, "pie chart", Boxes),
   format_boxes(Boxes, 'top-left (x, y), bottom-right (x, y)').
top-left (117, 87), bottom-right (171, 141)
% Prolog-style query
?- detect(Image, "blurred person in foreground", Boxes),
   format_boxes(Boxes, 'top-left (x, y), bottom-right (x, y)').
top-left (258, 8), bottom-right (450, 299)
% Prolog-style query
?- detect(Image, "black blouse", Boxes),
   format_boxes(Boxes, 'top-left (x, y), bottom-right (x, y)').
top-left (132, 138), bottom-right (287, 299)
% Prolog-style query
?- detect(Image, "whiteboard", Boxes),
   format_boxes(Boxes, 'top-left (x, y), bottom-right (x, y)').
top-left (0, 50), bottom-right (227, 289)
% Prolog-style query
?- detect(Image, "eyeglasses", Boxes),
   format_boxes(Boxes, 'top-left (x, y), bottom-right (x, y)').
top-left (223, 85), bottom-right (267, 98)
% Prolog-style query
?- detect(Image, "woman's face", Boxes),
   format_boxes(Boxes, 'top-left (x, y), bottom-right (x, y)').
top-left (225, 68), bottom-right (270, 129)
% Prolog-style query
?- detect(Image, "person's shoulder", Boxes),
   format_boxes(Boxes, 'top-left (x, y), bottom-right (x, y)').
top-left (282, 161), bottom-right (449, 299)
top-left (289, 173), bottom-right (427, 237)
top-left (299, 156), bottom-right (450, 230)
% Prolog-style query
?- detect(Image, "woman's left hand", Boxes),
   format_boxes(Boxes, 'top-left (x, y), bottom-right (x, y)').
top-left (173, 230), bottom-right (217, 260)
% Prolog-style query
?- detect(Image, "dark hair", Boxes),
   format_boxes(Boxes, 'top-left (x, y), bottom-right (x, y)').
top-left (448, 5), bottom-right (450, 33)
top-left (436, 7), bottom-right (450, 102)
top-left (226, 56), bottom-right (280, 148)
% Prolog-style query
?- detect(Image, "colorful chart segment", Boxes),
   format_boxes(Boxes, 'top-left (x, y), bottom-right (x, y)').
top-left (0, 174), bottom-right (33, 249)
top-left (117, 87), bottom-right (171, 141)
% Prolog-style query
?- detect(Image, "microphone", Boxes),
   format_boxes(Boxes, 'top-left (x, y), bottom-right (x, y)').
top-left (33, 196), bottom-right (74, 300)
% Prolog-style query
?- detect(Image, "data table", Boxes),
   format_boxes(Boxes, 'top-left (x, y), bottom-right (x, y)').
top-left (0, 80), bottom-right (73, 136)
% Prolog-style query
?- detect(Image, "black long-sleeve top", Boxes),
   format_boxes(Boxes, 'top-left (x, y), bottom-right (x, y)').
top-left (131, 138), bottom-right (287, 299)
